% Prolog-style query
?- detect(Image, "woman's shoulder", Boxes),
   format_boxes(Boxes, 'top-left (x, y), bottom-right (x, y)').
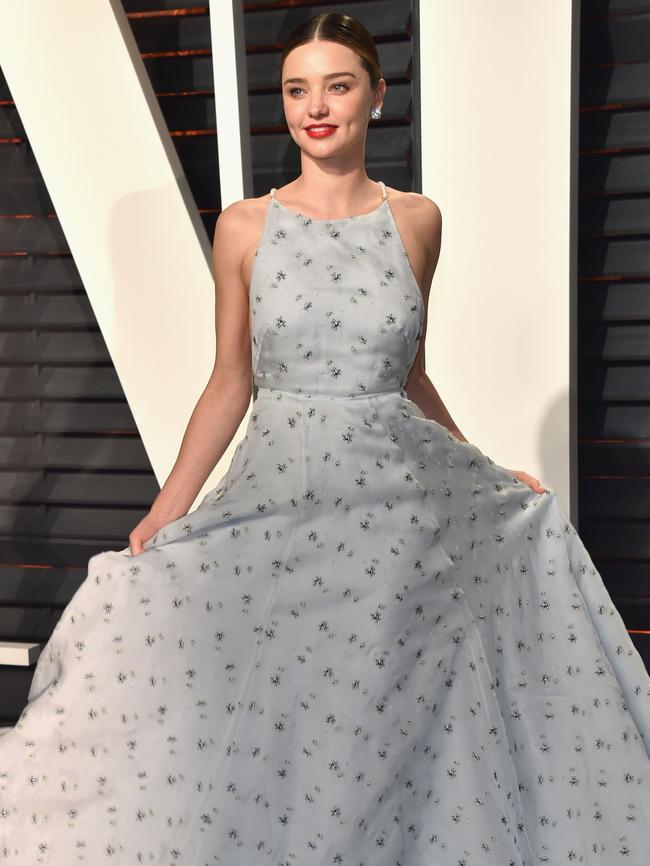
top-left (213, 193), bottom-right (275, 287)
top-left (385, 186), bottom-right (441, 223)
top-left (217, 192), bottom-right (270, 227)
top-left (212, 193), bottom-right (272, 258)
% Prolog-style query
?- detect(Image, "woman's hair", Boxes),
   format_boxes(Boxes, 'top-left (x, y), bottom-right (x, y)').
top-left (279, 12), bottom-right (381, 91)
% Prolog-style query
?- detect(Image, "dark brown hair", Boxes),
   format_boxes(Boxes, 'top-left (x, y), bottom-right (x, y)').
top-left (279, 12), bottom-right (382, 92)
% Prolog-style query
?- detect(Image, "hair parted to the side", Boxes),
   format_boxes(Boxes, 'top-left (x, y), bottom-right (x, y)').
top-left (279, 12), bottom-right (381, 90)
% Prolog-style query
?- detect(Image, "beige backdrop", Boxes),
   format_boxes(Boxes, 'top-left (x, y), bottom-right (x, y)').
top-left (419, 0), bottom-right (579, 517)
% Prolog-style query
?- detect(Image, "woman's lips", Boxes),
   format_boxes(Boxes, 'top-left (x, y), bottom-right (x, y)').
top-left (305, 125), bottom-right (337, 138)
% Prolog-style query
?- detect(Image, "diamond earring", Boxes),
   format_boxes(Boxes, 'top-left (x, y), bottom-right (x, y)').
top-left (370, 107), bottom-right (381, 120)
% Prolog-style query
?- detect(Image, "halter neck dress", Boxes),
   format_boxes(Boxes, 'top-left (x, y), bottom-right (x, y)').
top-left (1, 180), bottom-right (649, 865)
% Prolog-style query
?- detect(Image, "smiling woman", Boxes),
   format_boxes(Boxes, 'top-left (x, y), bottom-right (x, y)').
top-left (276, 16), bottom-right (386, 212)
top-left (1, 9), bottom-right (649, 866)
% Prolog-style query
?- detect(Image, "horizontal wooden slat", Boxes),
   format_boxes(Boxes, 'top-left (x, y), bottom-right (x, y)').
top-left (0, 469), bottom-right (158, 506)
top-left (579, 402), bottom-right (650, 437)
top-left (579, 239), bottom-right (650, 277)
top-left (0, 330), bottom-right (111, 363)
top-left (0, 214), bottom-right (67, 253)
top-left (0, 401), bottom-right (139, 434)
top-left (577, 362), bottom-right (650, 400)
top-left (580, 283), bottom-right (650, 321)
top-left (0, 503), bottom-right (145, 543)
top-left (580, 107), bottom-right (650, 154)
top-left (585, 2), bottom-right (650, 15)
top-left (590, 556), bottom-right (650, 594)
top-left (0, 605), bottom-right (62, 641)
top-left (125, 6), bottom-right (212, 52)
top-left (579, 440), bottom-right (650, 474)
top-left (0, 565), bottom-right (87, 607)
top-left (0, 256), bottom-right (83, 290)
top-left (579, 323), bottom-right (650, 360)
top-left (0, 434), bottom-right (153, 471)
top-left (0, 366), bottom-right (130, 400)
top-left (578, 478), bottom-right (650, 518)
top-left (581, 8), bottom-right (650, 64)
top-left (139, 54), bottom-right (215, 94)
top-left (579, 200), bottom-right (650, 240)
top-left (0, 539), bottom-right (118, 568)
top-left (581, 518), bottom-right (650, 558)
top-left (0, 292), bottom-right (99, 324)
top-left (581, 59), bottom-right (650, 108)
top-left (580, 154), bottom-right (650, 197)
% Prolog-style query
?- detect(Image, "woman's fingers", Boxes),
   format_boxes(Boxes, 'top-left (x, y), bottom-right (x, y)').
top-left (508, 469), bottom-right (547, 494)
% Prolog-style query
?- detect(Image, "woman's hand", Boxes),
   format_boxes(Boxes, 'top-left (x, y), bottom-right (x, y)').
top-left (506, 469), bottom-right (547, 494)
top-left (128, 510), bottom-right (176, 556)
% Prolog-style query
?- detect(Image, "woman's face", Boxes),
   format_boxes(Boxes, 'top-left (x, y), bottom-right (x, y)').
top-left (281, 40), bottom-right (383, 158)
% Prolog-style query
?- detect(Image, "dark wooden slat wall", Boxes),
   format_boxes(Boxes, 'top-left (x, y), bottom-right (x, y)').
top-left (579, 0), bottom-right (650, 667)
top-left (122, 1), bottom-right (222, 241)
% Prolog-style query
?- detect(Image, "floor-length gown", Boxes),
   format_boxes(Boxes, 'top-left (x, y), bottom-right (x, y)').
top-left (1, 180), bottom-right (649, 865)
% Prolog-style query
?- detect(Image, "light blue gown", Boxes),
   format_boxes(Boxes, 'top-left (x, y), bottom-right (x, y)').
top-left (1, 180), bottom-right (649, 864)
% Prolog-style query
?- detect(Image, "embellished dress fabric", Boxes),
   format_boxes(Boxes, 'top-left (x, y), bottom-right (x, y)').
top-left (1, 181), bottom-right (650, 866)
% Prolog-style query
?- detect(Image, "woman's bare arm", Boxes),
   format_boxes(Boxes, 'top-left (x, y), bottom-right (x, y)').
top-left (401, 196), bottom-right (468, 443)
top-left (147, 199), bottom-right (257, 522)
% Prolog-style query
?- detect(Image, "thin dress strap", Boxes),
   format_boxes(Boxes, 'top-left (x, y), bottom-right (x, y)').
top-left (269, 187), bottom-right (277, 200)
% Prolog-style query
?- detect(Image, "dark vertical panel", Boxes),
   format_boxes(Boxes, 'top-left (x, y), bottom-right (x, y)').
top-left (579, 0), bottom-right (650, 666)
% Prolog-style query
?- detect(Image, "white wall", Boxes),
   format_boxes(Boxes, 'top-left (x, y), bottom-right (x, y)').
top-left (418, 1), bottom-right (578, 514)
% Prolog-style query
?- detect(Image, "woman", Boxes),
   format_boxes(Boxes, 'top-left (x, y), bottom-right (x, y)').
top-left (1, 11), bottom-right (649, 865)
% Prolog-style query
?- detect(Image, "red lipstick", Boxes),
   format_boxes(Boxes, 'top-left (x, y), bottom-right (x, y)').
top-left (304, 125), bottom-right (337, 138)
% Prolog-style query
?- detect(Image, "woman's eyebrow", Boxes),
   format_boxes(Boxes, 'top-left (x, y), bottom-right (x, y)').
top-left (283, 71), bottom-right (357, 85)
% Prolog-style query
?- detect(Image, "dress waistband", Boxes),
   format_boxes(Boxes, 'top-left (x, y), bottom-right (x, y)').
top-left (254, 385), bottom-right (407, 403)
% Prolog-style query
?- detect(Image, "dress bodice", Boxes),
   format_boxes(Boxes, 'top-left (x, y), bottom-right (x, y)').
top-left (249, 180), bottom-right (424, 399)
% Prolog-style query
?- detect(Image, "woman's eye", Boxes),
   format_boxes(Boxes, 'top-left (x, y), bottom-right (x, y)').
top-left (287, 83), bottom-right (349, 97)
